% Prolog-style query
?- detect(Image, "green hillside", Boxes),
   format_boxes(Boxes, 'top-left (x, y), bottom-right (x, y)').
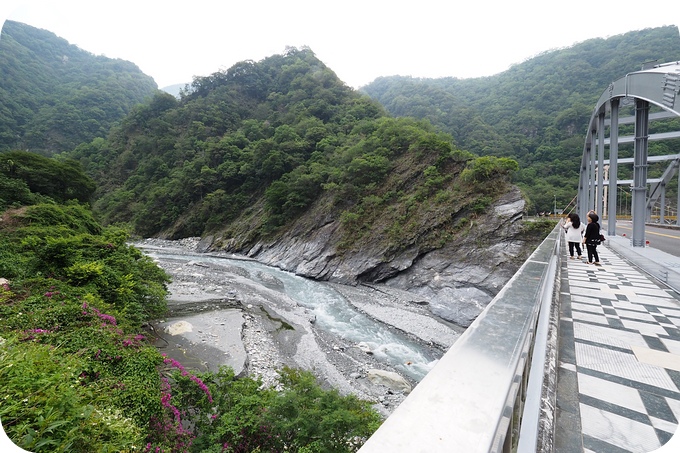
top-left (0, 20), bottom-right (158, 155)
top-left (67, 47), bottom-right (519, 259)
top-left (361, 26), bottom-right (680, 212)
top-left (7, 23), bottom-right (673, 255)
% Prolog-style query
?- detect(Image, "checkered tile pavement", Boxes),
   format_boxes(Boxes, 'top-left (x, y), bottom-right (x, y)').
top-left (556, 243), bottom-right (680, 452)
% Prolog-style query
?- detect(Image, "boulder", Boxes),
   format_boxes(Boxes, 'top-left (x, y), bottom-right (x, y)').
top-left (367, 369), bottom-right (412, 394)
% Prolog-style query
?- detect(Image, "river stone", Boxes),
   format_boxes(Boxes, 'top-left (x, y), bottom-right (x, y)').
top-left (155, 310), bottom-right (247, 376)
top-left (494, 199), bottom-right (525, 217)
top-left (196, 235), bottom-right (214, 253)
top-left (367, 369), bottom-right (412, 394)
top-left (166, 320), bottom-right (193, 335)
top-left (255, 270), bottom-right (285, 290)
top-left (357, 342), bottom-right (373, 354)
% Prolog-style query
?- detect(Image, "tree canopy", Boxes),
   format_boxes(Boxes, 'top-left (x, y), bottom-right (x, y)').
top-left (0, 150), bottom-right (96, 208)
top-left (65, 46), bottom-right (514, 249)
top-left (0, 20), bottom-right (158, 155)
top-left (361, 26), bottom-right (680, 212)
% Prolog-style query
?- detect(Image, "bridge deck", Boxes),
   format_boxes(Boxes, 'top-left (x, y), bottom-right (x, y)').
top-left (555, 237), bottom-right (680, 452)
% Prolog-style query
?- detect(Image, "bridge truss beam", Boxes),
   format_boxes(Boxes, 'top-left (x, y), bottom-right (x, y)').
top-left (579, 61), bottom-right (680, 245)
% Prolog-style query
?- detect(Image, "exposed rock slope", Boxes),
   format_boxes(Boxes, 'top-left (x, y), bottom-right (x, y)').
top-left (202, 186), bottom-right (533, 327)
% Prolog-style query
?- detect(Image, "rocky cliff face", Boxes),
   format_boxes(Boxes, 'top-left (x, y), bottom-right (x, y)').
top-left (200, 186), bottom-right (534, 328)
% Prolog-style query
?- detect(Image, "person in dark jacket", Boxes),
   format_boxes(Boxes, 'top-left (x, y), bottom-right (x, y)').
top-left (582, 212), bottom-right (601, 265)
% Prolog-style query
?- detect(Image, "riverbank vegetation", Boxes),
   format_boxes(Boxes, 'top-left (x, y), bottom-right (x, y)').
top-left (0, 157), bottom-right (381, 452)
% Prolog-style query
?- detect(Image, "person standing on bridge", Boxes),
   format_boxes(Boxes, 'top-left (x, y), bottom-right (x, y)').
top-left (582, 212), bottom-right (601, 265)
top-left (564, 213), bottom-right (585, 260)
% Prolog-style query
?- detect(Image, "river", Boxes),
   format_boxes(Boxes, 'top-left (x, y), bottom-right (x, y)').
top-left (142, 245), bottom-right (441, 382)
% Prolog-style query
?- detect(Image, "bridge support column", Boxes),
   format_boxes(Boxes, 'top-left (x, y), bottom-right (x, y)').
top-left (632, 99), bottom-right (649, 247)
top-left (579, 135), bottom-right (593, 221)
top-left (607, 99), bottom-right (619, 236)
top-left (589, 129), bottom-right (597, 215)
top-left (660, 184), bottom-right (666, 224)
top-left (597, 113), bottom-right (605, 226)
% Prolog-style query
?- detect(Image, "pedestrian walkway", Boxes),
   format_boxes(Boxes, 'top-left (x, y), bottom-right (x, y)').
top-left (555, 240), bottom-right (680, 452)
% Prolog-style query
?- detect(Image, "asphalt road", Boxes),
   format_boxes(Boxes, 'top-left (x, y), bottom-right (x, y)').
top-left (605, 220), bottom-right (680, 258)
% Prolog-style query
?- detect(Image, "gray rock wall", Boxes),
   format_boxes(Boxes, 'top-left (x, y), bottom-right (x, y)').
top-left (210, 187), bottom-right (531, 328)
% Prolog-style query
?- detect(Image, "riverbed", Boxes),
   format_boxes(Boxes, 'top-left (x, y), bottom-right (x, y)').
top-left (137, 238), bottom-right (462, 414)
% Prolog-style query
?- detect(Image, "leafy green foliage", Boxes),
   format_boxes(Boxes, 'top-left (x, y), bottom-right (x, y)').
top-left (0, 151), bottom-right (96, 205)
top-left (460, 156), bottom-right (519, 184)
top-left (0, 337), bottom-right (148, 452)
top-left (1, 202), bottom-right (168, 318)
top-left (168, 366), bottom-right (381, 453)
top-left (0, 173), bottom-right (46, 208)
top-left (521, 218), bottom-right (558, 238)
top-left (0, 20), bottom-right (158, 155)
top-left (0, 163), bottom-right (381, 451)
top-left (0, 201), bottom-right (170, 450)
top-left (361, 26), bottom-right (680, 212)
top-left (65, 44), bottom-right (508, 254)
top-left (71, 48), bottom-right (464, 240)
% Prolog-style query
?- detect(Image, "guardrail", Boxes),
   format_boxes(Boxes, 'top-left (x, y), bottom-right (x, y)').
top-left (359, 224), bottom-right (563, 453)
top-left (605, 235), bottom-right (680, 295)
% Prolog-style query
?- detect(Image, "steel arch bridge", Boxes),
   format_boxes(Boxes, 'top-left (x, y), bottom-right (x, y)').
top-left (579, 61), bottom-right (680, 246)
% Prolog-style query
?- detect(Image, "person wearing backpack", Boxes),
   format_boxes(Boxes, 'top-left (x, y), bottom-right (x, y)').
top-left (582, 211), bottom-right (601, 265)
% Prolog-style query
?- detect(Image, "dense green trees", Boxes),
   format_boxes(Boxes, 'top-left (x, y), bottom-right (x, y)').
top-left (0, 20), bottom-right (158, 155)
top-left (361, 26), bottom-right (680, 212)
top-left (0, 151), bottom-right (96, 208)
top-left (65, 45), bottom-right (517, 248)
top-left (68, 48), bottom-right (505, 244)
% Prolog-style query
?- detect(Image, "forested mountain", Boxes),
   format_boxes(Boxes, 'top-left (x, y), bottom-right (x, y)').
top-left (0, 20), bottom-right (158, 155)
top-left (361, 26), bottom-right (680, 212)
top-left (68, 47), bottom-right (521, 251)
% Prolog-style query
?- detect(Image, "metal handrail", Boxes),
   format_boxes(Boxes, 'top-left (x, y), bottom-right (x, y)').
top-left (358, 224), bottom-right (562, 452)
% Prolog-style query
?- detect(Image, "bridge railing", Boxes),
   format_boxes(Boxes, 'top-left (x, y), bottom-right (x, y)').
top-left (358, 223), bottom-right (563, 453)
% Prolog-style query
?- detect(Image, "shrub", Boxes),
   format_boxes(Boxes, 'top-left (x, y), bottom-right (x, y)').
top-left (167, 366), bottom-right (381, 453)
top-left (460, 156), bottom-right (519, 183)
top-left (1, 201), bottom-right (380, 452)
top-left (0, 337), bottom-right (147, 452)
top-left (0, 202), bottom-right (170, 451)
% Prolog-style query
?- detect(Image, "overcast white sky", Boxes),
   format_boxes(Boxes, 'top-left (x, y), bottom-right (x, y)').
top-left (1, 0), bottom-right (678, 90)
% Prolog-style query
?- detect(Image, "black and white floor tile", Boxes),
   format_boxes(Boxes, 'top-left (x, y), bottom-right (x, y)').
top-left (560, 244), bottom-right (680, 452)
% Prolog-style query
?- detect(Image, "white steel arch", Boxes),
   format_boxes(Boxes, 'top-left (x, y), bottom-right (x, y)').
top-left (578, 62), bottom-right (680, 246)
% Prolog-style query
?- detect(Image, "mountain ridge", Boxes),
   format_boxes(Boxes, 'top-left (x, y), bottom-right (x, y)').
top-left (0, 20), bottom-right (159, 154)
top-left (360, 25), bottom-right (680, 212)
